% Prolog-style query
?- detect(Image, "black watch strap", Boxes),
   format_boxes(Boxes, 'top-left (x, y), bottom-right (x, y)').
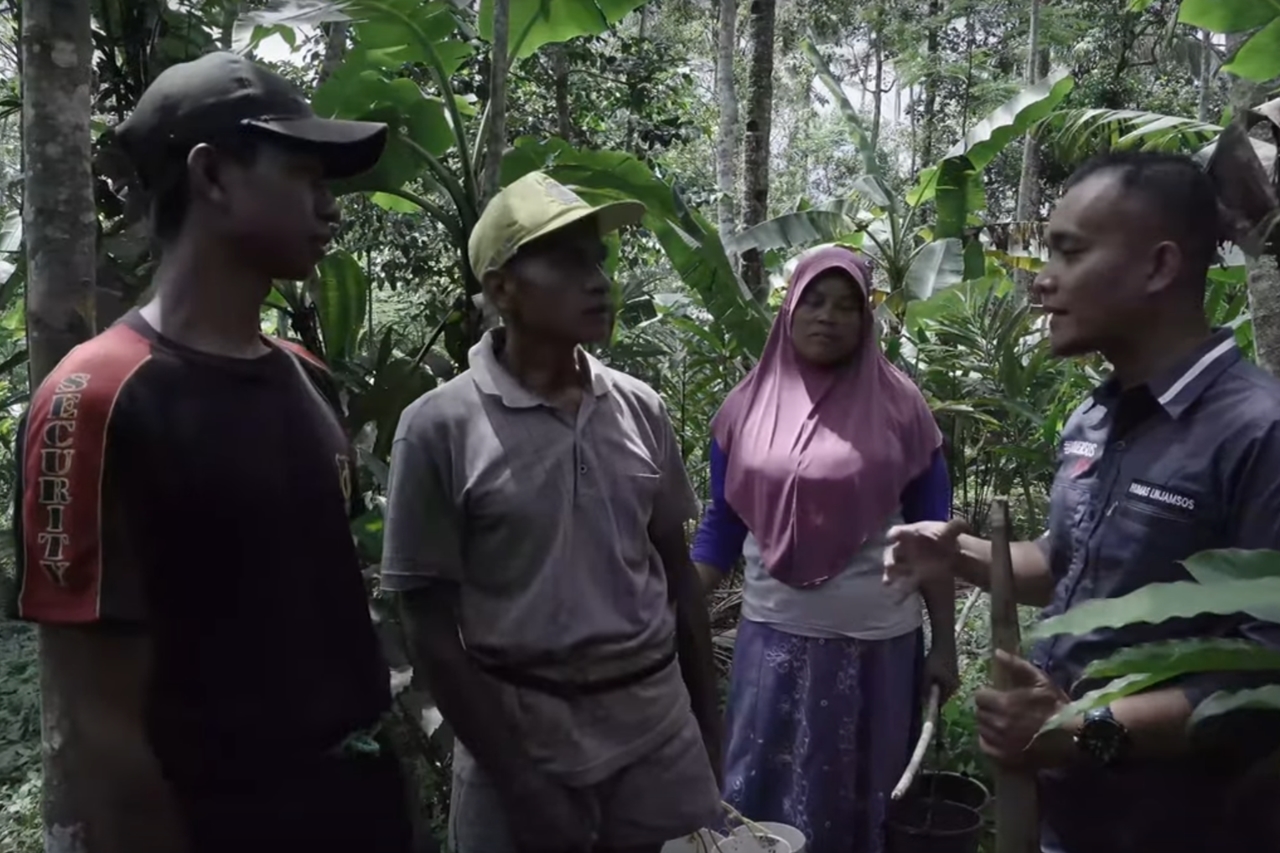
top-left (1075, 705), bottom-right (1130, 767)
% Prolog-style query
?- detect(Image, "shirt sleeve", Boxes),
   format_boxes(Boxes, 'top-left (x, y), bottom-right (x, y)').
top-left (649, 401), bottom-right (701, 536)
top-left (379, 405), bottom-right (465, 592)
top-left (690, 437), bottom-right (749, 573)
top-left (900, 447), bottom-right (951, 524)
top-left (1179, 422), bottom-right (1280, 709)
top-left (13, 346), bottom-right (150, 625)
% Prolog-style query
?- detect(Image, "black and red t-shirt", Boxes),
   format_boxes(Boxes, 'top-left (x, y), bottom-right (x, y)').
top-left (10, 309), bottom-right (390, 778)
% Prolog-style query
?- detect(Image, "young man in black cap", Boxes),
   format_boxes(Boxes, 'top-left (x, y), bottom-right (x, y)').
top-left (11, 52), bottom-right (411, 852)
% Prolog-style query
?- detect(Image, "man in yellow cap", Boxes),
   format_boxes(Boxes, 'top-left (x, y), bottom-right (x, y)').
top-left (381, 172), bottom-right (722, 853)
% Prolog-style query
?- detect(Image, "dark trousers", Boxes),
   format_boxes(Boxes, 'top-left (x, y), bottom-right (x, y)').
top-left (173, 750), bottom-right (415, 853)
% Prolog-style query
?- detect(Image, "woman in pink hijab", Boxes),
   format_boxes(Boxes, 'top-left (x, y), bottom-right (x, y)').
top-left (691, 246), bottom-right (958, 853)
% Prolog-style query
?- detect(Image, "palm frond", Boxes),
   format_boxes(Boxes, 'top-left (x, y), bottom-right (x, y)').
top-left (1038, 108), bottom-right (1222, 163)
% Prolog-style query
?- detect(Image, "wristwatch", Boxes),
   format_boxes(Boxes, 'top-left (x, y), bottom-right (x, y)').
top-left (1074, 705), bottom-right (1130, 767)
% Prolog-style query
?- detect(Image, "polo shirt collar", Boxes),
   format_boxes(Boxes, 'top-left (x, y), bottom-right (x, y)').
top-left (469, 328), bottom-right (613, 409)
top-left (1092, 327), bottom-right (1240, 419)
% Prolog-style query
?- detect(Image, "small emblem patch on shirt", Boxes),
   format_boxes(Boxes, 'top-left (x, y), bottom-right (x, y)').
top-left (1062, 440), bottom-right (1099, 478)
top-left (1126, 479), bottom-right (1196, 513)
top-left (1062, 440), bottom-right (1098, 458)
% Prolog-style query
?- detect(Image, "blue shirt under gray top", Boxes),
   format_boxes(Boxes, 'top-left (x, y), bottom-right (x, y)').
top-left (1031, 329), bottom-right (1280, 853)
top-left (692, 442), bottom-right (951, 640)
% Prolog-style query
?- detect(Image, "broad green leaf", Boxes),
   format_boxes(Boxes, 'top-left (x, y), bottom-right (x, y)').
top-left (934, 157), bottom-right (981, 240)
top-left (1178, 0), bottom-right (1280, 34)
top-left (1224, 19), bottom-right (1280, 83)
top-left (480, 0), bottom-right (650, 60)
top-left (1189, 685), bottom-right (1280, 728)
top-left (349, 4), bottom-right (473, 76)
top-left (1082, 638), bottom-right (1280, 681)
top-left (724, 200), bottom-right (863, 257)
top-left (0, 210), bottom-right (21, 253)
top-left (312, 251), bottom-right (367, 361)
top-left (911, 71), bottom-right (1074, 206)
top-left (904, 239), bottom-right (965, 300)
top-left (1041, 673), bottom-right (1171, 731)
top-left (263, 287), bottom-right (291, 312)
top-left (945, 70), bottom-right (1074, 169)
top-left (1184, 550), bottom-right (1280, 621)
top-left (233, 0), bottom-right (348, 51)
top-left (1183, 549), bottom-right (1280, 585)
top-left (369, 192), bottom-right (422, 213)
top-left (357, 3), bottom-right (459, 52)
top-left (962, 237), bottom-right (987, 281)
top-left (850, 175), bottom-right (893, 211)
top-left (1030, 578), bottom-right (1280, 640)
top-left (348, 356), bottom-right (437, 458)
top-left (351, 507), bottom-right (385, 561)
top-left (238, 0), bottom-right (350, 29)
top-left (314, 68), bottom-right (454, 194)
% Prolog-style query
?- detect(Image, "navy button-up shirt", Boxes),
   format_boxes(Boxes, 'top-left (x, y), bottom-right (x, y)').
top-left (1030, 330), bottom-right (1280, 853)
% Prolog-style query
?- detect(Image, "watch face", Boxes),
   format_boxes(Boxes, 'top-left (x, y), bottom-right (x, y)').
top-left (1079, 708), bottom-right (1129, 766)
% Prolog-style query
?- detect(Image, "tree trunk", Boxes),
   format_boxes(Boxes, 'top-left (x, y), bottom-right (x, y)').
top-left (739, 0), bottom-right (775, 301)
top-left (1197, 29), bottom-right (1213, 122)
top-left (1247, 255), bottom-right (1280, 376)
top-left (871, 40), bottom-right (884, 152)
top-left (24, 3), bottom-right (184, 853)
top-left (714, 0), bottom-right (739, 239)
top-left (23, 0), bottom-right (94, 383)
top-left (1014, 0), bottom-right (1046, 224)
top-left (623, 3), bottom-right (651, 154)
top-left (1227, 36), bottom-right (1280, 377)
top-left (921, 0), bottom-right (941, 163)
top-left (551, 45), bottom-right (573, 142)
top-left (319, 21), bottom-right (349, 84)
top-left (480, 0), bottom-right (509, 206)
top-left (1015, 0), bottom-right (1048, 291)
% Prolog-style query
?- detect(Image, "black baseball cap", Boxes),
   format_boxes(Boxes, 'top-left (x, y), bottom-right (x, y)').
top-left (116, 51), bottom-right (388, 188)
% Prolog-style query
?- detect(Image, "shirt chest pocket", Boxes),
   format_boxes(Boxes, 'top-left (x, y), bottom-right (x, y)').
top-left (1094, 489), bottom-right (1219, 593)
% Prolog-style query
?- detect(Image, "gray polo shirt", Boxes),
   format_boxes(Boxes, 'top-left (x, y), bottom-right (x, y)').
top-left (380, 329), bottom-right (701, 785)
top-left (1030, 329), bottom-right (1280, 853)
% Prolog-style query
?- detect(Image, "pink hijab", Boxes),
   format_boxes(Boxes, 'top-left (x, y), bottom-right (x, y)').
top-left (711, 246), bottom-right (942, 588)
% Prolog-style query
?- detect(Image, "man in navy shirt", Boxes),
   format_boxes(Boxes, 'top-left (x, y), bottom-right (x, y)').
top-left (886, 151), bottom-right (1280, 852)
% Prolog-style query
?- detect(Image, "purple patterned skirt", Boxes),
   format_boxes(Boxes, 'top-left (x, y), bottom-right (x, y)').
top-left (721, 619), bottom-right (924, 853)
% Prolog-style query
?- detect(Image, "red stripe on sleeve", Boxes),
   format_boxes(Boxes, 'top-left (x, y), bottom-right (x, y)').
top-left (18, 325), bottom-right (152, 623)
top-left (271, 338), bottom-right (328, 371)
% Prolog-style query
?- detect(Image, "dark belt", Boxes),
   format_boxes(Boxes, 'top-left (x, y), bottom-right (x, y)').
top-left (478, 650), bottom-right (677, 699)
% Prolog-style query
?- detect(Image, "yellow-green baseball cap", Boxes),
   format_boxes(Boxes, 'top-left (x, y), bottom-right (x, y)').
top-left (468, 171), bottom-right (646, 278)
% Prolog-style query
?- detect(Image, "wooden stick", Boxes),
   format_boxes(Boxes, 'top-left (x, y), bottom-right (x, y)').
top-left (892, 683), bottom-right (940, 800)
top-left (890, 583), bottom-right (984, 800)
top-left (958, 585), bottom-right (983, 632)
top-left (989, 498), bottom-right (1040, 853)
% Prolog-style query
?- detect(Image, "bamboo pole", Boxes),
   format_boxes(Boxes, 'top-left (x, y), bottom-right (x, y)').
top-left (989, 498), bottom-right (1040, 853)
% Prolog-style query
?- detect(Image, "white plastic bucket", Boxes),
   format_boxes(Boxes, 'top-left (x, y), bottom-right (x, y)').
top-left (744, 822), bottom-right (806, 853)
top-left (661, 829), bottom-right (727, 853)
top-left (662, 828), bottom-right (796, 853)
top-left (722, 832), bottom-right (793, 853)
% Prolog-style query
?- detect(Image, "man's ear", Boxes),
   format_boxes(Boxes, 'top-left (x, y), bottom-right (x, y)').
top-left (185, 143), bottom-right (226, 208)
top-left (1145, 240), bottom-right (1183, 296)
top-left (481, 268), bottom-right (512, 316)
